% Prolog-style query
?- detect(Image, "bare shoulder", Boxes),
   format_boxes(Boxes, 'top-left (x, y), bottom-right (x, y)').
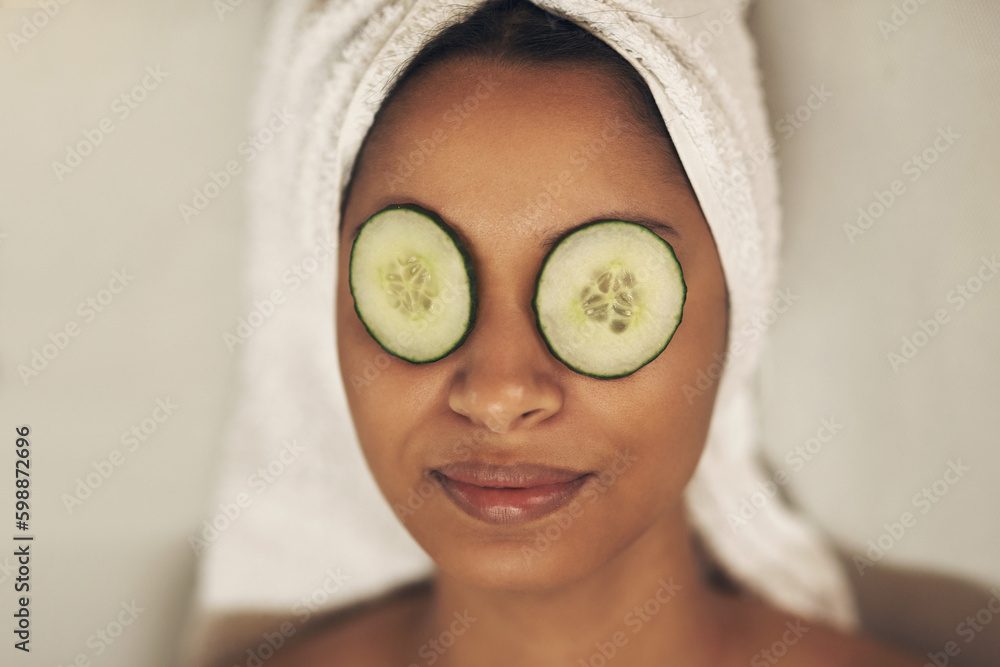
top-left (265, 578), bottom-right (433, 667)
top-left (797, 621), bottom-right (927, 667)
top-left (724, 596), bottom-right (926, 667)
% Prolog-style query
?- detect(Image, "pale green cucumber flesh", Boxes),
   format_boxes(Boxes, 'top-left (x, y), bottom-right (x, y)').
top-left (349, 204), bottom-right (476, 363)
top-left (532, 220), bottom-right (686, 378)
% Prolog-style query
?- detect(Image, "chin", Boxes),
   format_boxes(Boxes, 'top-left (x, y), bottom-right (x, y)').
top-left (433, 536), bottom-right (612, 594)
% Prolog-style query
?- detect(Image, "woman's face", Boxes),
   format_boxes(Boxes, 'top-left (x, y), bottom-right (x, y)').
top-left (337, 60), bottom-right (728, 591)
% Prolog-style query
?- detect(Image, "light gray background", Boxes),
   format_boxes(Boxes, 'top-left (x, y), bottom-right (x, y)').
top-left (748, 2), bottom-right (1000, 664)
top-left (0, 1), bottom-right (997, 666)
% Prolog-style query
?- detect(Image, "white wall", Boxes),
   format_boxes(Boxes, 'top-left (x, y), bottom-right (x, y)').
top-left (0, 1), bottom-right (266, 665)
top-left (748, 1), bottom-right (1000, 664)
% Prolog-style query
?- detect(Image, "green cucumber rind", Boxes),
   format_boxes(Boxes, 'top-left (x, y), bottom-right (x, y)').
top-left (348, 203), bottom-right (478, 364)
top-left (530, 220), bottom-right (686, 379)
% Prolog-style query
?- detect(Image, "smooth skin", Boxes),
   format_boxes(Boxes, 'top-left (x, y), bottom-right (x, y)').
top-left (262, 60), bottom-right (926, 666)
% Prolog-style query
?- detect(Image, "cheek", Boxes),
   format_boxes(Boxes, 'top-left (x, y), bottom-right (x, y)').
top-left (336, 254), bottom-right (378, 395)
top-left (665, 235), bottom-right (729, 403)
top-left (579, 373), bottom-right (710, 515)
top-left (336, 256), bottom-right (445, 484)
top-left (336, 254), bottom-right (402, 461)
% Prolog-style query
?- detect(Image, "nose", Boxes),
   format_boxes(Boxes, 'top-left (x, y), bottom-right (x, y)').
top-left (447, 300), bottom-right (563, 434)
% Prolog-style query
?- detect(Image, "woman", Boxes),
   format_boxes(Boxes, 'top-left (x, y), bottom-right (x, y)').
top-left (207, 0), bottom-right (927, 664)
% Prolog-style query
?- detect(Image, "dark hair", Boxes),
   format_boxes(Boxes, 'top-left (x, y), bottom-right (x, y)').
top-left (340, 0), bottom-right (689, 225)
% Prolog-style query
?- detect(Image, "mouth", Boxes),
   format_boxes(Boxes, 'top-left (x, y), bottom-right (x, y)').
top-left (430, 462), bottom-right (592, 525)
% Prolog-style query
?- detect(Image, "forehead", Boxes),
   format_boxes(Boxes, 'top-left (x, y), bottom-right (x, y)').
top-left (345, 60), bottom-right (696, 247)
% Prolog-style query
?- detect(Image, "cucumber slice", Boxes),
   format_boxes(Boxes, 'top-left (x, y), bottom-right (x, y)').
top-left (532, 221), bottom-right (686, 378)
top-left (349, 204), bottom-right (476, 363)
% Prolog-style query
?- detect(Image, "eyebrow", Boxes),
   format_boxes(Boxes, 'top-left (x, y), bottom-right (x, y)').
top-left (540, 215), bottom-right (681, 251)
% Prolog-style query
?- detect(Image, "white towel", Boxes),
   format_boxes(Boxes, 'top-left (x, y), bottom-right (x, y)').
top-left (187, 0), bottom-right (857, 661)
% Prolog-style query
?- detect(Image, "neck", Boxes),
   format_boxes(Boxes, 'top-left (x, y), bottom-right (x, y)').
top-left (421, 505), bottom-right (737, 667)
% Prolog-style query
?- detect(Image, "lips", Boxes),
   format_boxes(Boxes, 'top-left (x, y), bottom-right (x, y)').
top-left (430, 462), bottom-right (591, 525)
